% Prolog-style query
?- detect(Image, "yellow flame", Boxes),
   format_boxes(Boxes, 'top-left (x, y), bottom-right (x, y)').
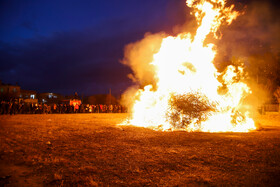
top-left (122, 0), bottom-right (256, 132)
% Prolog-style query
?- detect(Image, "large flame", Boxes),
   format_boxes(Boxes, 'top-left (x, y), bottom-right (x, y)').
top-left (122, 0), bottom-right (256, 132)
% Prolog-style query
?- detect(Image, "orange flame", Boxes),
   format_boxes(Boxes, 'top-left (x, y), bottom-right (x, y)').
top-left (121, 0), bottom-right (256, 132)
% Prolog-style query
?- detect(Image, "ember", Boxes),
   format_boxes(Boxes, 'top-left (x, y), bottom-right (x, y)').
top-left (121, 0), bottom-right (256, 132)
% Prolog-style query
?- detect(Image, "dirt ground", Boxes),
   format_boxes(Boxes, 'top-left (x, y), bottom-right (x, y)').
top-left (0, 113), bottom-right (280, 186)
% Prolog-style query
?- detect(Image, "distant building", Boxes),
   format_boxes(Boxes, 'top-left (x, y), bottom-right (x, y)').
top-left (0, 80), bottom-right (121, 105)
top-left (0, 80), bottom-right (21, 100)
top-left (64, 92), bottom-right (82, 105)
top-left (20, 89), bottom-right (38, 103)
top-left (20, 89), bottom-right (37, 99)
top-left (37, 92), bottom-right (64, 104)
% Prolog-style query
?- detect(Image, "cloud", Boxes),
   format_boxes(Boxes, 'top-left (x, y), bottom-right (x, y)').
top-left (0, 29), bottom-right (136, 95)
top-left (0, 0), bottom-right (221, 96)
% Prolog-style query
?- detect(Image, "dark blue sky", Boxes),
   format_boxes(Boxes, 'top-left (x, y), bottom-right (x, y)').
top-left (0, 0), bottom-right (188, 95)
top-left (0, 0), bottom-right (279, 96)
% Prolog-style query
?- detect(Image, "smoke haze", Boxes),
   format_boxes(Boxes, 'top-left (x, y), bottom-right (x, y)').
top-left (121, 0), bottom-right (280, 110)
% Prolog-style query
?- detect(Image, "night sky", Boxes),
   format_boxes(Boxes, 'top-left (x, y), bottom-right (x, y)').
top-left (0, 0), bottom-right (279, 96)
top-left (0, 0), bottom-right (188, 96)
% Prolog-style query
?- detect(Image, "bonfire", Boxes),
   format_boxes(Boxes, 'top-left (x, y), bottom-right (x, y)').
top-left (121, 0), bottom-right (256, 132)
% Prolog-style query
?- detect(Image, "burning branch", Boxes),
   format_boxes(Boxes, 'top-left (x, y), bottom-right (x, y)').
top-left (168, 92), bottom-right (217, 129)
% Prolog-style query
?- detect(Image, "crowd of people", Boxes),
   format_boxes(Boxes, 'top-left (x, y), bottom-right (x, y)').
top-left (0, 100), bottom-right (127, 115)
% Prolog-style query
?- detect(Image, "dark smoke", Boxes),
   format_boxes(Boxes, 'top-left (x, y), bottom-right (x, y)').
top-left (214, 0), bottom-right (280, 106)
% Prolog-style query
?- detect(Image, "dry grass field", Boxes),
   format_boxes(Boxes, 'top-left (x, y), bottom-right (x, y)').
top-left (0, 113), bottom-right (280, 186)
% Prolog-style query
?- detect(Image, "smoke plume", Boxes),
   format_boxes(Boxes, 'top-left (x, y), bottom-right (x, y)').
top-left (121, 0), bottom-right (280, 111)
